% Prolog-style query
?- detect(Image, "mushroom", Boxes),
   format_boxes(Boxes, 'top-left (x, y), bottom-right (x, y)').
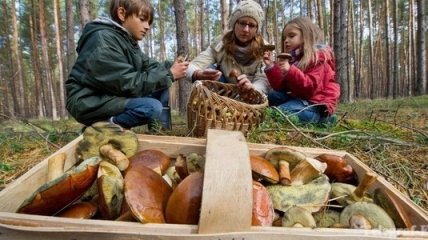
top-left (128, 149), bottom-right (171, 175)
top-left (250, 155), bottom-right (279, 184)
top-left (289, 157), bottom-right (327, 186)
top-left (47, 153), bottom-right (66, 182)
top-left (313, 209), bottom-right (341, 228)
top-left (124, 165), bottom-right (172, 223)
top-left (186, 152), bottom-right (205, 173)
top-left (56, 201), bottom-right (98, 219)
top-left (266, 175), bottom-right (331, 213)
top-left (373, 188), bottom-right (413, 229)
top-left (263, 44), bottom-right (276, 51)
top-left (97, 160), bottom-right (124, 220)
top-left (229, 69), bottom-right (240, 80)
top-left (264, 147), bottom-right (306, 185)
top-left (252, 180), bottom-right (274, 226)
top-left (340, 201), bottom-right (396, 229)
top-left (17, 156), bottom-right (101, 216)
top-left (281, 206), bottom-right (316, 228)
top-left (330, 172), bottom-right (377, 206)
top-left (315, 153), bottom-right (357, 184)
top-left (165, 172), bottom-right (204, 224)
top-left (165, 166), bottom-right (182, 188)
top-left (76, 121), bottom-right (139, 171)
top-left (277, 53), bottom-right (292, 61)
top-left (174, 154), bottom-right (189, 180)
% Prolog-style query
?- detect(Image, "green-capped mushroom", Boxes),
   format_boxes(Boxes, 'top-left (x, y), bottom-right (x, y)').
top-left (340, 201), bottom-right (396, 229)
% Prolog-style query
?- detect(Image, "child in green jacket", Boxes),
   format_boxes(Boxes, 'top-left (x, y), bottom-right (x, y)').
top-left (66, 0), bottom-right (188, 129)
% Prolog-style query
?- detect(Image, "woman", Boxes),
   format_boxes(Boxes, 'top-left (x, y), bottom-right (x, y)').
top-left (186, 0), bottom-right (270, 95)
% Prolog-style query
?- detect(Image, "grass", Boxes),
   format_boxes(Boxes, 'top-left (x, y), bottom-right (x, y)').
top-left (0, 95), bottom-right (427, 211)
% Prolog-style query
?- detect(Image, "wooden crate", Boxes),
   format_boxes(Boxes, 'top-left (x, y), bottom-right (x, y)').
top-left (0, 130), bottom-right (427, 240)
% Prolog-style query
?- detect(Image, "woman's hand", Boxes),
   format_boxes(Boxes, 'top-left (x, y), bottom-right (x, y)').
top-left (236, 74), bottom-right (253, 92)
top-left (170, 59), bottom-right (189, 81)
top-left (192, 69), bottom-right (222, 81)
top-left (263, 51), bottom-right (274, 67)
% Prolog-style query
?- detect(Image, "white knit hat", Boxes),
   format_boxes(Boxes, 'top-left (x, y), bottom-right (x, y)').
top-left (228, 0), bottom-right (264, 33)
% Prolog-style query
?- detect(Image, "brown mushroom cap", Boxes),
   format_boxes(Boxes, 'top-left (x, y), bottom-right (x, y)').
top-left (124, 165), bottom-right (172, 223)
top-left (315, 153), bottom-right (357, 184)
top-left (340, 201), bottom-right (396, 229)
top-left (165, 172), bottom-right (204, 224)
top-left (277, 53), bottom-right (292, 60)
top-left (128, 149), bottom-right (170, 175)
top-left (17, 156), bottom-right (101, 216)
top-left (252, 180), bottom-right (274, 226)
top-left (250, 155), bottom-right (279, 184)
top-left (56, 201), bottom-right (98, 219)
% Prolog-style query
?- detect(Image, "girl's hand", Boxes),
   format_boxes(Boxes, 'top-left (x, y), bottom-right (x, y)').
top-left (170, 59), bottom-right (189, 80)
top-left (278, 59), bottom-right (290, 75)
top-left (236, 74), bottom-right (253, 92)
top-left (263, 51), bottom-right (274, 67)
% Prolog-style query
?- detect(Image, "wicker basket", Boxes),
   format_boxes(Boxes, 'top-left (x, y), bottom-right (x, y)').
top-left (187, 80), bottom-right (268, 137)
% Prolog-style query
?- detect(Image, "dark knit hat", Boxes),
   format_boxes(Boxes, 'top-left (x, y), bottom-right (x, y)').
top-left (228, 0), bottom-right (264, 33)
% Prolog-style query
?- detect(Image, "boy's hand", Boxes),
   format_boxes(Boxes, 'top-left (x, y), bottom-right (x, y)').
top-left (192, 69), bottom-right (222, 81)
top-left (171, 59), bottom-right (189, 80)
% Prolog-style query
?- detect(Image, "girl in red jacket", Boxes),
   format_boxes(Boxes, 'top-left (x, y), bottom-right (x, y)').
top-left (263, 16), bottom-right (340, 124)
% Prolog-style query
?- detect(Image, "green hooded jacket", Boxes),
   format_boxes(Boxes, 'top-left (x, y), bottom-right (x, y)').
top-left (66, 17), bottom-right (174, 126)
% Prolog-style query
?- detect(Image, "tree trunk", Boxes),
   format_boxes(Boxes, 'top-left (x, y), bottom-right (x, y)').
top-left (30, 0), bottom-right (45, 117)
top-left (39, 0), bottom-right (58, 119)
top-left (173, 0), bottom-right (191, 116)
top-left (385, 0), bottom-right (392, 98)
top-left (158, 1), bottom-right (166, 61)
top-left (79, 0), bottom-right (91, 29)
top-left (221, 0), bottom-right (229, 32)
top-left (367, 0), bottom-right (374, 99)
top-left (10, 0), bottom-right (26, 118)
top-left (198, 0), bottom-right (204, 50)
top-left (392, 0), bottom-right (399, 98)
top-left (54, 0), bottom-right (66, 118)
top-left (416, 0), bottom-right (426, 95)
top-left (66, 0), bottom-right (76, 76)
top-left (333, 0), bottom-right (349, 103)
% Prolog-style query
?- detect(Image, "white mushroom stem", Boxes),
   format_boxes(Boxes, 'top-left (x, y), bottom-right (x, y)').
top-left (47, 153), bottom-right (66, 181)
top-left (290, 158), bottom-right (327, 186)
top-left (278, 160), bottom-right (291, 185)
top-left (352, 172), bottom-right (377, 200)
top-left (99, 144), bottom-right (129, 171)
top-left (350, 215), bottom-right (372, 229)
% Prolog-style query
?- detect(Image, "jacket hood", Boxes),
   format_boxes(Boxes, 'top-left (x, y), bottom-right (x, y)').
top-left (76, 16), bottom-right (134, 52)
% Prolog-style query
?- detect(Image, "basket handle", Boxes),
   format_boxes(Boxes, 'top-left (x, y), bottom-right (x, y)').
top-left (198, 129), bottom-right (253, 234)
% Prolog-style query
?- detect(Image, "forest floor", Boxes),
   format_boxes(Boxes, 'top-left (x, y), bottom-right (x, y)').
top-left (0, 95), bottom-right (427, 212)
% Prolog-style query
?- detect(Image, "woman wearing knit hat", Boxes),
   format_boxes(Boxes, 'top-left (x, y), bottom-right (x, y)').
top-left (186, 0), bottom-right (270, 95)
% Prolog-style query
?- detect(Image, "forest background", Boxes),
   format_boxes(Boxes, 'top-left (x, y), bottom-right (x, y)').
top-left (0, 0), bottom-right (427, 120)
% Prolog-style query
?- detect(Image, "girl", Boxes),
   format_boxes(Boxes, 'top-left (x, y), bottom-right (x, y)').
top-left (263, 16), bottom-right (340, 124)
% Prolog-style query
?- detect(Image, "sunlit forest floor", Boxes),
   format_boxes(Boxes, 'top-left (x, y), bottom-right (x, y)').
top-left (1, 95), bottom-right (427, 211)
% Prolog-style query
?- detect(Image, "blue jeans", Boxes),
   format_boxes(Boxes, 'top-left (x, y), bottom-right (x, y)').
top-left (112, 89), bottom-right (169, 129)
top-left (268, 90), bottom-right (327, 124)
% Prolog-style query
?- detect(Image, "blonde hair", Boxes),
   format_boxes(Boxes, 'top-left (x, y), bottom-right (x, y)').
top-left (281, 16), bottom-right (329, 70)
top-left (110, 0), bottom-right (153, 25)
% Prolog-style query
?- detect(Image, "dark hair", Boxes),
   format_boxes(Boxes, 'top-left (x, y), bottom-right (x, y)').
top-left (223, 30), bottom-right (265, 60)
top-left (110, 0), bottom-right (153, 25)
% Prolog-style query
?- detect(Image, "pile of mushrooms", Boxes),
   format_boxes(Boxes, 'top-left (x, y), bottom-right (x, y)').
top-left (16, 124), bottom-right (410, 231)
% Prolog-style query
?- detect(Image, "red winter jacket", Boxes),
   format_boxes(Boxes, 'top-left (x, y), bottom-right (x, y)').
top-left (265, 47), bottom-right (340, 115)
